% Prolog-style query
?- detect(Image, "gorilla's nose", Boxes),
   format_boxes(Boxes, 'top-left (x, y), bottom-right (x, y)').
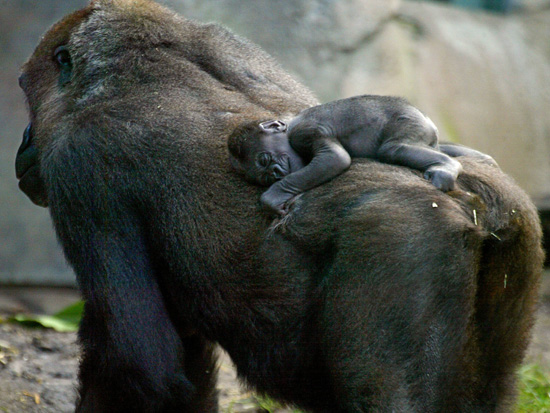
top-left (19, 123), bottom-right (33, 154)
top-left (16, 124), bottom-right (37, 180)
top-left (18, 72), bottom-right (28, 90)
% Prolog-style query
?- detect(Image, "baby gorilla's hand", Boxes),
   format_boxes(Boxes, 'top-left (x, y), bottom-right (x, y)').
top-left (424, 166), bottom-right (457, 192)
top-left (260, 182), bottom-right (295, 216)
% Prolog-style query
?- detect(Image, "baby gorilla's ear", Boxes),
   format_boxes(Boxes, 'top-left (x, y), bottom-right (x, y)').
top-left (229, 155), bottom-right (246, 173)
top-left (259, 120), bottom-right (287, 132)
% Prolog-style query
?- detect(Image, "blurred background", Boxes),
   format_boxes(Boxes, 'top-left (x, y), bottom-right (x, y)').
top-left (1, 0), bottom-right (549, 286)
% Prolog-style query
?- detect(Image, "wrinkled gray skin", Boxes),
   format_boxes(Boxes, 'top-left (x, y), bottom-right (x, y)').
top-left (15, 1), bottom-right (543, 412)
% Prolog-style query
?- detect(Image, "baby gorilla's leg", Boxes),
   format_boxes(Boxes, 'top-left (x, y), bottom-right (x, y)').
top-left (439, 143), bottom-right (498, 167)
top-left (378, 143), bottom-right (463, 192)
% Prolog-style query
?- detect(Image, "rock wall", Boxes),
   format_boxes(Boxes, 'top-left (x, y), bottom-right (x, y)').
top-left (0, 0), bottom-right (89, 285)
top-left (1, 0), bottom-right (549, 284)
top-left (172, 0), bottom-right (550, 202)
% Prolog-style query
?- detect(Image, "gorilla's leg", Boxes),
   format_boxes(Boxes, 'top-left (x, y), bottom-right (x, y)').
top-left (47, 187), bottom-right (218, 412)
top-left (320, 191), bottom-right (481, 411)
top-left (456, 160), bottom-right (544, 409)
top-left (177, 335), bottom-right (219, 412)
top-left (75, 280), bottom-right (219, 412)
top-left (75, 273), bottom-right (219, 412)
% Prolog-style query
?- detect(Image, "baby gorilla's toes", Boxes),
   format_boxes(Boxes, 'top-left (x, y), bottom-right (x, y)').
top-left (424, 167), bottom-right (456, 192)
top-left (479, 154), bottom-right (499, 168)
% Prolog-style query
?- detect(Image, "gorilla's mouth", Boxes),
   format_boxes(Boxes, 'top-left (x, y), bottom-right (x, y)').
top-left (15, 123), bottom-right (48, 207)
top-left (17, 163), bottom-right (47, 205)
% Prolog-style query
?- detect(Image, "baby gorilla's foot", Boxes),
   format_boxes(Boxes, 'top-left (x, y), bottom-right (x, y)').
top-left (424, 167), bottom-right (457, 192)
top-left (476, 154), bottom-right (499, 168)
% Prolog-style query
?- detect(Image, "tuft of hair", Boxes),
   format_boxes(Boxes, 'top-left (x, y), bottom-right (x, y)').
top-left (227, 119), bottom-right (272, 161)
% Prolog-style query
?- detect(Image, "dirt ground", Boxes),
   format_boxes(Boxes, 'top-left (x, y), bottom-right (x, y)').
top-left (0, 288), bottom-right (291, 413)
top-left (0, 323), bottom-right (268, 412)
top-left (0, 271), bottom-right (548, 413)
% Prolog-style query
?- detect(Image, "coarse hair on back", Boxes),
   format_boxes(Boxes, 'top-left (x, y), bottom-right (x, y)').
top-left (227, 119), bottom-right (273, 162)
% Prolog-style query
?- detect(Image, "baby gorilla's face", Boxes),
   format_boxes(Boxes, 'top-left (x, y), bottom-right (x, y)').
top-left (244, 128), bottom-right (304, 186)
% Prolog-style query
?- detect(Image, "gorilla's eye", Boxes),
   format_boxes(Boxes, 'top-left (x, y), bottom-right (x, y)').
top-left (54, 45), bottom-right (73, 87)
top-left (257, 152), bottom-right (272, 168)
top-left (54, 46), bottom-right (72, 68)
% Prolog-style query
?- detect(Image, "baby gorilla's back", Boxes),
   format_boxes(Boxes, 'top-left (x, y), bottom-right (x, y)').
top-left (289, 95), bottom-right (437, 157)
top-left (289, 95), bottom-right (461, 191)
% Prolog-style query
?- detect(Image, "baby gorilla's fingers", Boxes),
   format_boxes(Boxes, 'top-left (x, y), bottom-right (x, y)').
top-left (270, 203), bottom-right (288, 216)
top-left (424, 167), bottom-right (456, 192)
top-left (283, 193), bottom-right (302, 212)
top-left (260, 187), bottom-right (292, 216)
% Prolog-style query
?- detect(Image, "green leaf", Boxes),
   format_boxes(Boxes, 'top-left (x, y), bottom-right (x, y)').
top-left (517, 364), bottom-right (550, 412)
top-left (52, 300), bottom-right (84, 325)
top-left (9, 301), bottom-right (84, 332)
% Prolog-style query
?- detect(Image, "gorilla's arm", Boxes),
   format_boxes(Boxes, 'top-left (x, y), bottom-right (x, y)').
top-left (43, 128), bottom-right (201, 411)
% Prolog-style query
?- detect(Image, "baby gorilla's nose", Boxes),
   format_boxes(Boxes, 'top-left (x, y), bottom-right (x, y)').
top-left (270, 163), bottom-right (286, 180)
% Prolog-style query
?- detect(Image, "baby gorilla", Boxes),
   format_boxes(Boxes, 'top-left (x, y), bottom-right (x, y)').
top-left (229, 95), bottom-right (468, 215)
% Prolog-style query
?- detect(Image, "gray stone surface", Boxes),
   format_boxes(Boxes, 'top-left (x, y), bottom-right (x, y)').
top-left (0, 0), bottom-right (88, 285)
top-left (176, 0), bottom-right (550, 203)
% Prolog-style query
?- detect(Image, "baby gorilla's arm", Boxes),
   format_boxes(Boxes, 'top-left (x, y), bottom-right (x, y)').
top-left (261, 139), bottom-right (351, 215)
top-left (378, 143), bottom-right (462, 192)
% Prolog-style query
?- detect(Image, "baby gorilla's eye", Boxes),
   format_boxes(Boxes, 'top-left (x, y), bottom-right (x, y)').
top-left (256, 152), bottom-right (272, 168)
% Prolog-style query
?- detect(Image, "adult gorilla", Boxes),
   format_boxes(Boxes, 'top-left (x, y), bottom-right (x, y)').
top-left (15, 0), bottom-right (543, 411)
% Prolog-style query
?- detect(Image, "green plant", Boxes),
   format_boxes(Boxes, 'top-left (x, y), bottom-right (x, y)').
top-left (517, 364), bottom-right (550, 412)
top-left (254, 394), bottom-right (302, 413)
top-left (9, 300), bottom-right (84, 332)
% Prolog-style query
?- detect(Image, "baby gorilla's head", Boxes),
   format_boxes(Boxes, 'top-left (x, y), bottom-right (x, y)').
top-left (228, 120), bottom-right (303, 186)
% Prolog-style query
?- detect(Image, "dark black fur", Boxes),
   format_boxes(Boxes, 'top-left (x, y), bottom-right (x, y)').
top-left (16, 1), bottom-right (543, 412)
